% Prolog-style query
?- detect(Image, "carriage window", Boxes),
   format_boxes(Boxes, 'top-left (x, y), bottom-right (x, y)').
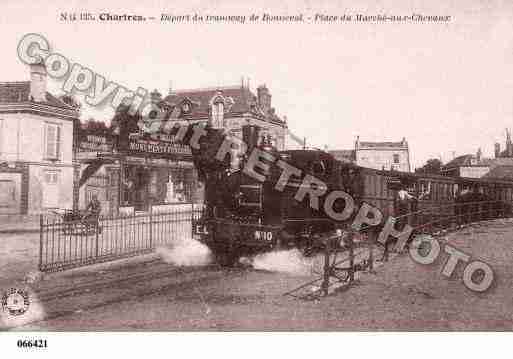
top-left (312, 161), bottom-right (326, 176)
top-left (239, 184), bottom-right (262, 208)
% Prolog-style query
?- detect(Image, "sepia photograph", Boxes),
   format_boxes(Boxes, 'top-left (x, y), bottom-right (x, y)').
top-left (0, 0), bottom-right (512, 356)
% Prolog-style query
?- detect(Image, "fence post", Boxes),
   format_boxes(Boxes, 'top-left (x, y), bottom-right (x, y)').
top-left (95, 217), bottom-right (99, 258)
top-left (346, 231), bottom-right (355, 282)
top-left (39, 214), bottom-right (43, 271)
top-left (321, 235), bottom-right (332, 296)
top-left (367, 229), bottom-right (375, 273)
top-left (149, 206), bottom-right (153, 248)
top-left (191, 202), bottom-right (194, 240)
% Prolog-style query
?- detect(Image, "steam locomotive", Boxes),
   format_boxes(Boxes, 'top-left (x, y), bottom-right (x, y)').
top-left (190, 125), bottom-right (513, 266)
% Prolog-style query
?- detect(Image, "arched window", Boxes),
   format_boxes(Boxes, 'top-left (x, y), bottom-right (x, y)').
top-left (211, 100), bottom-right (224, 128)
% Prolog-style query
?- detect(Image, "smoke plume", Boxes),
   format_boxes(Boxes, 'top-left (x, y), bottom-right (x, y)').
top-left (156, 239), bottom-right (212, 266)
top-left (249, 248), bottom-right (316, 276)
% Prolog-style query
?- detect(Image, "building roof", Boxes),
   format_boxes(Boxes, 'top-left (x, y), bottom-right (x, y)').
top-left (329, 149), bottom-right (355, 162)
top-left (355, 137), bottom-right (408, 150)
top-left (0, 81), bottom-right (76, 110)
top-left (359, 141), bottom-right (407, 148)
top-left (443, 154), bottom-right (474, 169)
top-left (487, 157), bottom-right (513, 166)
top-left (163, 85), bottom-right (284, 124)
top-left (443, 154), bottom-right (495, 170)
top-left (482, 165), bottom-right (513, 180)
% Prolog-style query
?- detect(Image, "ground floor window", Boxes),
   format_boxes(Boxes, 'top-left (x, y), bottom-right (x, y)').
top-left (43, 170), bottom-right (60, 208)
top-left (0, 179), bottom-right (18, 213)
top-left (121, 164), bottom-right (194, 210)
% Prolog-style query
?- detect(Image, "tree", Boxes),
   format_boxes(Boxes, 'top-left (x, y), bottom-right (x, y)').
top-left (82, 118), bottom-right (110, 135)
top-left (415, 158), bottom-right (442, 175)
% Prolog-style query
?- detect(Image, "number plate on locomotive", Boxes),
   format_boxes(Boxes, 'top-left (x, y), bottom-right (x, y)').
top-left (254, 230), bottom-right (273, 241)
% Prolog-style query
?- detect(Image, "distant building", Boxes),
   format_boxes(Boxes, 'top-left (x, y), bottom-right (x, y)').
top-left (0, 62), bottom-right (79, 215)
top-left (330, 136), bottom-right (411, 172)
top-left (330, 149), bottom-right (355, 164)
top-left (482, 165), bottom-right (513, 180)
top-left (78, 91), bottom-right (196, 215)
top-left (441, 130), bottom-right (513, 179)
top-left (164, 83), bottom-right (287, 151)
top-left (441, 151), bottom-right (491, 178)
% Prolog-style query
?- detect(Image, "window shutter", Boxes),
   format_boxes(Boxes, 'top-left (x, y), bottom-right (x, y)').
top-left (44, 124), bottom-right (47, 158)
top-left (49, 127), bottom-right (55, 158)
top-left (44, 124), bottom-right (61, 159)
top-left (56, 125), bottom-right (61, 159)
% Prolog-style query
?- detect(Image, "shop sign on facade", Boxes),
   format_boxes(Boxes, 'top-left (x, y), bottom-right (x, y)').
top-left (78, 134), bottom-right (113, 153)
top-left (127, 137), bottom-right (192, 157)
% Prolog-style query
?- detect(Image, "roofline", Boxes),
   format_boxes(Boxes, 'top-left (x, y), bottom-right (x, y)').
top-left (356, 146), bottom-right (408, 150)
top-left (0, 102), bottom-right (79, 121)
top-left (168, 85), bottom-right (246, 94)
top-left (0, 80), bottom-right (77, 111)
top-left (0, 81), bottom-right (31, 85)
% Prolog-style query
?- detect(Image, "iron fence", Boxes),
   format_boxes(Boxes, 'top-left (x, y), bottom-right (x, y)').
top-left (286, 199), bottom-right (513, 299)
top-left (39, 204), bottom-right (203, 272)
top-left (396, 199), bottom-right (512, 234)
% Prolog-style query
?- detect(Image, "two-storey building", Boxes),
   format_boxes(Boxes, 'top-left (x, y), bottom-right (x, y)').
top-left (0, 63), bottom-right (79, 215)
top-left (331, 136), bottom-right (411, 172)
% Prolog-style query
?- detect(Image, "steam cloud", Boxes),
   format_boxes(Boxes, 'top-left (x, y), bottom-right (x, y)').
top-left (249, 248), bottom-right (316, 276)
top-left (156, 239), bottom-right (212, 266)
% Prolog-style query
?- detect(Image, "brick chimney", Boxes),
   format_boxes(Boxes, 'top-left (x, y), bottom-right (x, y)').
top-left (257, 84), bottom-right (271, 114)
top-left (29, 61), bottom-right (47, 102)
top-left (495, 142), bottom-right (501, 158)
top-left (476, 147), bottom-right (482, 162)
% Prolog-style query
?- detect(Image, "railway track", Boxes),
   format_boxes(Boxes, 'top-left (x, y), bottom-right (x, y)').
top-left (17, 260), bottom-right (250, 327)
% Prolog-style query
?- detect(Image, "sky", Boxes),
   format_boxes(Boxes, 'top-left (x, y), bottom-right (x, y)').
top-left (1, 0), bottom-right (512, 168)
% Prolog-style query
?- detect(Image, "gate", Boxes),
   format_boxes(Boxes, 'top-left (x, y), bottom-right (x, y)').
top-left (39, 204), bottom-right (203, 272)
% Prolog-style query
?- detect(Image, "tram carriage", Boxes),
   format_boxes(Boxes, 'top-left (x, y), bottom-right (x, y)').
top-left (190, 126), bottom-right (513, 266)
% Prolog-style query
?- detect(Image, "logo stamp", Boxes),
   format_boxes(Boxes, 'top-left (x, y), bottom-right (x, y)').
top-left (1, 288), bottom-right (30, 317)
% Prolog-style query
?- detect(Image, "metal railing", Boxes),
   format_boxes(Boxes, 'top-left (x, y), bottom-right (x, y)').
top-left (286, 199), bottom-right (512, 300)
top-left (395, 199), bottom-right (512, 234)
top-left (39, 204), bottom-right (203, 272)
